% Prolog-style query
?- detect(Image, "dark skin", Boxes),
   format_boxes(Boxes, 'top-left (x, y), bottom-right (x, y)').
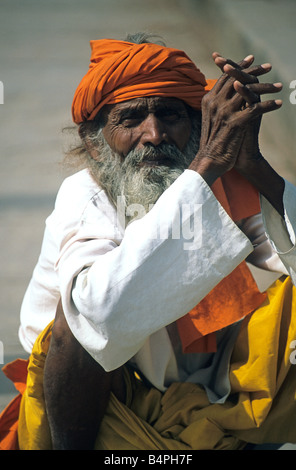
top-left (43, 53), bottom-right (284, 449)
top-left (101, 96), bottom-right (193, 159)
top-left (43, 300), bottom-right (126, 450)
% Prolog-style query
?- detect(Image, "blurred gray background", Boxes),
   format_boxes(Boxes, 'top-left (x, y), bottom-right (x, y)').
top-left (1, 0), bottom-right (296, 438)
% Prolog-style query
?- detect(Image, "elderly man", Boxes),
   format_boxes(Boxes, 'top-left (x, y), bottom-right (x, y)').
top-left (2, 33), bottom-right (296, 450)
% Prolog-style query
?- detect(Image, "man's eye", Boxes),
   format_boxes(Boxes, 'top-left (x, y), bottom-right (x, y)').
top-left (121, 117), bottom-right (142, 127)
top-left (164, 113), bottom-right (180, 121)
top-left (158, 111), bottom-right (181, 122)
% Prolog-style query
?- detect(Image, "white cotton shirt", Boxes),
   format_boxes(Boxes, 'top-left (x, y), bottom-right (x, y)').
top-left (19, 168), bottom-right (296, 397)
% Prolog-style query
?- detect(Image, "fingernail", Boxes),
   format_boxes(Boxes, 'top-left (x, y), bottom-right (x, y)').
top-left (261, 63), bottom-right (272, 69)
top-left (244, 54), bottom-right (254, 61)
top-left (273, 82), bottom-right (283, 88)
top-left (275, 99), bottom-right (283, 106)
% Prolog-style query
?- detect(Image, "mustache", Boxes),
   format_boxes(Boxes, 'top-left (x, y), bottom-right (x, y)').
top-left (122, 143), bottom-right (188, 169)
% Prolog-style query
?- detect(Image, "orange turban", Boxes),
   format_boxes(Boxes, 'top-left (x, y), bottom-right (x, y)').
top-left (72, 39), bottom-right (211, 124)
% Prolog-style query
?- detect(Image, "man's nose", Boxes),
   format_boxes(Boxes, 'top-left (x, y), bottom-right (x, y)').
top-left (139, 114), bottom-right (168, 147)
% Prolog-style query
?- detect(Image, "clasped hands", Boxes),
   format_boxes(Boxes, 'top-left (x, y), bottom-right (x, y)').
top-left (191, 52), bottom-right (283, 185)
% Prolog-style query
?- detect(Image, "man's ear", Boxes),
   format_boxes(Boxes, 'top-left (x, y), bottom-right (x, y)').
top-left (78, 126), bottom-right (100, 161)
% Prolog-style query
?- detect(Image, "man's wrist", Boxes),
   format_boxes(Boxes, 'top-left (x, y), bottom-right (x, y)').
top-left (189, 155), bottom-right (225, 186)
top-left (235, 152), bottom-right (265, 177)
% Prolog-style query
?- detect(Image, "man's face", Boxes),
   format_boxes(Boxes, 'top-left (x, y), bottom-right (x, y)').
top-left (101, 96), bottom-right (192, 160)
top-left (84, 96), bottom-right (200, 221)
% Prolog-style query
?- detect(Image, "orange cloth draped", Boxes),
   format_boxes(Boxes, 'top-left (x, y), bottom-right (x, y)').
top-left (0, 359), bottom-right (28, 450)
top-left (72, 39), bottom-right (210, 123)
top-left (177, 169), bottom-right (267, 353)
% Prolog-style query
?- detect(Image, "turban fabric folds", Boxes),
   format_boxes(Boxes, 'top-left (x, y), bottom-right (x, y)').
top-left (72, 39), bottom-right (211, 123)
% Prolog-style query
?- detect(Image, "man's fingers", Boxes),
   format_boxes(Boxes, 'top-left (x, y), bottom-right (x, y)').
top-left (210, 54), bottom-right (231, 93)
top-left (223, 62), bottom-right (273, 84)
top-left (212, 54), bottom-right (273, 100)
top-left (212, 52), bottom-right (254, 72)
top-left (212, 51), bottom-right (221, 61)
top-left (210, 52), bottom-right (281, 114)
top-left (233, 81), bottom-right (282, 105)
top-left (213, 52), bottom-right (271, 79)
top-left (223, 64), bottom-right (259, 84)
top-left (212, 53), bottom-right (255, 95)
top-left (233, 82), bottom-right (259, 107)
top-left (242, 63), bottom-right (272, 78)
top-left (238, 99), bottom-right (282, 123)
top-left (238, 81), bottom-right (282, 94)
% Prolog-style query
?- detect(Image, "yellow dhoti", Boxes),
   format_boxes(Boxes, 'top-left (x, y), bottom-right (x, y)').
top-left (2, 276), bottom-right (296, 450)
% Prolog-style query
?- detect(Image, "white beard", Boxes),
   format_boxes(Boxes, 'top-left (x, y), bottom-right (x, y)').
top-left (87, 124), bottom-right (200, 223)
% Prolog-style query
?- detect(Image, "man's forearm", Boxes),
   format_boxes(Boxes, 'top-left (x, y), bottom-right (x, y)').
top-left (43, 301), bottom-right (125, 450)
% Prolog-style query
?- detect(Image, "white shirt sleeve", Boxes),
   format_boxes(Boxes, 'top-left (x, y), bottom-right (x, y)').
top-left (238, 213), bottom-right (289, 274)
top-left (56, 169), bottom-right (253, 371)
top-left (260, 179), bottom-right (296, 285)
